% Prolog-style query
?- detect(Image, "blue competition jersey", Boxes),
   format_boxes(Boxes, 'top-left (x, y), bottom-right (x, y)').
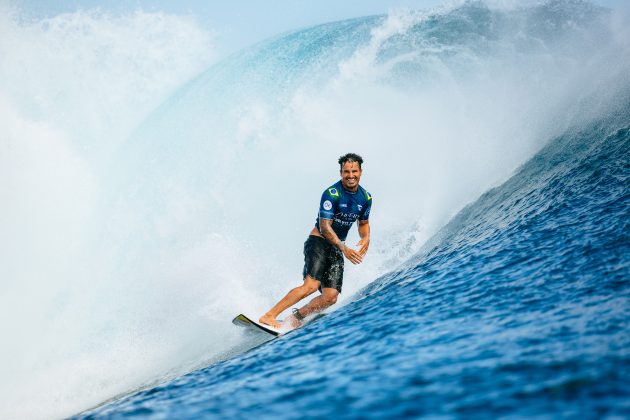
top-left (315, 180), bottom-right (372, 241)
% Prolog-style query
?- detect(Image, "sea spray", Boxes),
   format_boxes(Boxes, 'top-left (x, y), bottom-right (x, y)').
top-left (0, 6), bottom-right (214, 419)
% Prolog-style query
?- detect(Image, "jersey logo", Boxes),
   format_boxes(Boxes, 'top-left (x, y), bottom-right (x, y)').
top-left (358, 204), bottom-right (362, 210)
top-left (328, 188), bottom-right (339, 197)
top-left (365, 191), bottom-right (372, 201)
top-left (323, 200), bottom-right (333, 211)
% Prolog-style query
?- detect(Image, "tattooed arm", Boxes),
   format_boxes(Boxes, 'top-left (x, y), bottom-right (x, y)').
top-left (319, 218), bottom-right (363, 265)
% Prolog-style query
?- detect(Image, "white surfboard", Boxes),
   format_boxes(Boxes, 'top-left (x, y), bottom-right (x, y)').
top-left (232, 312), bottom-right (327, 337)
top-left (232, 313), bottom-right (284, 337)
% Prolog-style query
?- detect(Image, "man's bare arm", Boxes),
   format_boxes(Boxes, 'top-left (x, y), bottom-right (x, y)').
top-left (319, 218), bottom-right (363, 264)
top-left (357, 220), bottom-right (370, 256)
top-left (319, 218), bottom-right (344, 249)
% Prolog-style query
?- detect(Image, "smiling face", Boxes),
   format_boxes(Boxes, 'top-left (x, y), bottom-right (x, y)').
top-left (340, 161), bottom-right (362, 191)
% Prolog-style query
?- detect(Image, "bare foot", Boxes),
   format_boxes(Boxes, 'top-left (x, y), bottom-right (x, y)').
top-left (259, 314), bottom-right (281, 329)
top-left (283, 314), bottom-right (303, 330)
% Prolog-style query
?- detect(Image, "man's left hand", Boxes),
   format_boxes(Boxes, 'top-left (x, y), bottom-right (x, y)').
top-left (357, 237), bottom-right (370, 257)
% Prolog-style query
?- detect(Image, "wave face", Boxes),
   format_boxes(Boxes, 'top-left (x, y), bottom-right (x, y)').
top-left (85, 118), bottom-right (630, 419)
top-left (77, 1), bottom-right (630, 418)
top-left (2, 1), bottom-right (629, 418)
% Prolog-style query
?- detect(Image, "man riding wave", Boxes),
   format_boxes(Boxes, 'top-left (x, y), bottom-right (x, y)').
top-left (260, 153), bottom-right (372, 328)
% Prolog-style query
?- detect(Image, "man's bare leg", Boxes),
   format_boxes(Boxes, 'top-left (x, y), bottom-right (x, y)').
top-left (259, 276), bottom-right (320, 328)
top-left (293, 287), bottom-right (339, 322)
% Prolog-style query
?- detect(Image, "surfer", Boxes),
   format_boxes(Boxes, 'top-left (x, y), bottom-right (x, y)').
top-left (259, 153), bottom-right (372, 329)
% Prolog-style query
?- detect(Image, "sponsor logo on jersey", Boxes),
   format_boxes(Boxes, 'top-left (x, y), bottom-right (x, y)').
top-left (340, 203), bottom-right (348, 207)
top-left (334, 212), bottom-right (360, 226)
top-left (323, 200), bottom-right (333, 211)
top-left (357, 204), bottom-right (362, 210)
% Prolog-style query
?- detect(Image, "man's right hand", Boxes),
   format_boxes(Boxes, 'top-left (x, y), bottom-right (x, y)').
top-left (342, 246), bottom-right (363, 264)
top-left (320, 218), bottom-right (363, 264)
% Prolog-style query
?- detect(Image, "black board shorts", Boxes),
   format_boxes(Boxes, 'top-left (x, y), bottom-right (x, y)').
top-left (302, 235), bottom-right (344, 293)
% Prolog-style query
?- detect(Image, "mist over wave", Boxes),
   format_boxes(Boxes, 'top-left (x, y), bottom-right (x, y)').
top-left (1, 1), bottom-right (628, 418)
top-left (0, 5), bottom-right (214, 418)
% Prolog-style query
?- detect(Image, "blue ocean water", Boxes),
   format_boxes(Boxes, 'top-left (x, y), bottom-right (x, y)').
top-left (77, 2), bottom-right (629, 418)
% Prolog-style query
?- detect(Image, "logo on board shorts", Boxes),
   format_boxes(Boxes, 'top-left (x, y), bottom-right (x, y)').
top-left (323, 200), bottom-right (333, 210)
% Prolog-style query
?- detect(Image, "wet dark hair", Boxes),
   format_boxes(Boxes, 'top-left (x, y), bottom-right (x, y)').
top-left (338, 153), bottom-right (363, 169)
